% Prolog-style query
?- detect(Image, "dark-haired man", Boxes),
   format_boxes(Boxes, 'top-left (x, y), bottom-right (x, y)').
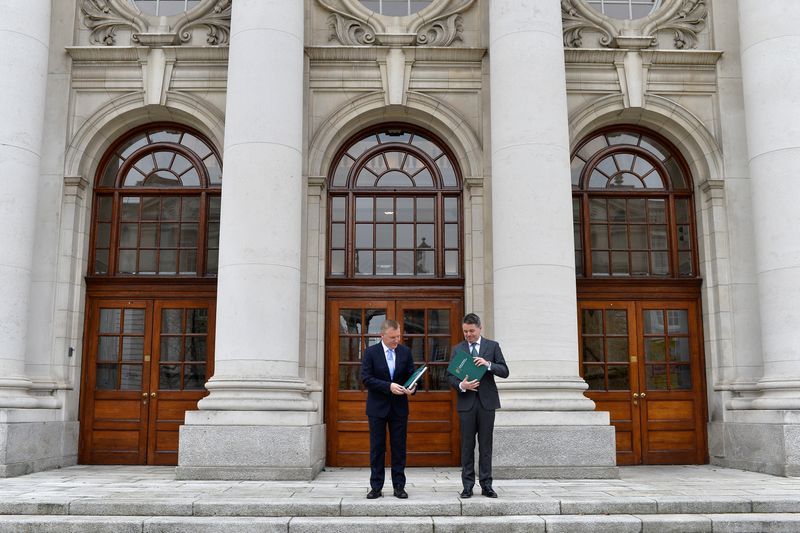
top-left (447, 313), bottom-right (509, 498)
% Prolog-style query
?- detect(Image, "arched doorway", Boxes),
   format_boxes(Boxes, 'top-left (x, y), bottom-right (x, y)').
top-left (79, 124), bottom-right (221, 465)
top-left (325, 125), bottom-right (464, 467)
top-left (572, 127), bottom-right (708, 465)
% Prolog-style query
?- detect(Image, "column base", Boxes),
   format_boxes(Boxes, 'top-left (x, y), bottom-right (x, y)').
top-left (493, 419), bottom-right (618, 479)
top-left (177, 410), bottom-right (325, 480)
top-left (709, 411), bottom-right (800, 477)
top-left (0, 410), bottom-right (78, 478)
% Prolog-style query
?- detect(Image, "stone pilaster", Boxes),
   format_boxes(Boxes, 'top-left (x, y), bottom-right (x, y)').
top-left (177, 0), bottom-right (324, 480)
top-left (488, 0), bottom-right (616, 478)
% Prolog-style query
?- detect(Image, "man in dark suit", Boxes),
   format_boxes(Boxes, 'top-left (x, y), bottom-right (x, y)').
top-left (361, 319), bottom-right (416, 499)
top-left (447, 313), bottom-right (509, 498)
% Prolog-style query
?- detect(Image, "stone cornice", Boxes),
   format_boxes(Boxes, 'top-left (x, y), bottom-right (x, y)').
top-left (564, 47), bottom-right (722, 66)
top-left (305, 46), bottom-right (485, 62)
top-left (66, 45), bottom-right (229, 62)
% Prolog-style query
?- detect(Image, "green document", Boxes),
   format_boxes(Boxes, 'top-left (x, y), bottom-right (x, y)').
top-left (404, 365), bottom-right (427, 389)
top-left (447, 350), bottom-right (487, 381)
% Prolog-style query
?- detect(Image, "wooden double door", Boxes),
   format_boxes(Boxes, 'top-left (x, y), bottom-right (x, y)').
top-left (578, 300), bottom-right (707, 465)
top-left (326, 298), bottom-right (462, 467)
top-left (79, 297), bottom-right (215, 465)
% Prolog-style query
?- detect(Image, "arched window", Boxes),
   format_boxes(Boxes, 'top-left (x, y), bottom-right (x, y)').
top-left (571, 128), bottom-right (695, 278)
top-left (327, 126), bottom-right (461, 278)
top-left (91, 125), bottom-right (222, 277)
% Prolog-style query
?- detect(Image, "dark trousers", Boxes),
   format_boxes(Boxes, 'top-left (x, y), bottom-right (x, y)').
top-left (459, 400), bottom-right (495, 490)
top-left (368, 413), bottom-right (408, 491)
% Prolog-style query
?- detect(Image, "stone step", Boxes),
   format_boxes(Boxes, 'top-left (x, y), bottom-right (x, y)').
top-left (2, 513), bottom-right (800, 533)
top-left (1, 495), bottom-right (799, 517)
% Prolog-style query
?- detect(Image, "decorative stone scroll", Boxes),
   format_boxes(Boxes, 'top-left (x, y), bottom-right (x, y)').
top-left (318, 0), bottom-right (474, 47)
top-left (79, 0), bottom-right (232, 46)
top-left (561, 0), bottom-right (707, 50)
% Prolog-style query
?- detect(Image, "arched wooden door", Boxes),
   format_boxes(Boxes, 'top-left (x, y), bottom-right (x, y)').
top-left (324, 125), bottom-right (465, 467)
top-left (572, 127), bottom-right (708, 465)
top-left (79, 125), bottom-right (221, 465)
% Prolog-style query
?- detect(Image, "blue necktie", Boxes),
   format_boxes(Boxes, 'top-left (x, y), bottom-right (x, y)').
top-left (470, 343), bottom-right (478, 357)
top-left (387, 349), bottom-right (395, 379)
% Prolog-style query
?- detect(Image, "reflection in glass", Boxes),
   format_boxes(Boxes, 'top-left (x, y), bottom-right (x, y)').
top-left (606, 338), bottom-right (629, 362)
top-left (405, 337), bottom-right (425, 363)
top-left (428, 337), bottom-right (450, 362)
top-left (643, 310), bottom-right (664, 334)
top-left (582, 309), bottom-right (602, 334)
top-left (160, 364), bottom-right (180, 389)
top-left (583, 337), bottom-right (603, 362)
top-left (339, 365), bottom-right (361, 390)
top-left (670, 365), bottom-right (692, 389)
top-left (184, 364), bottom-right (206, 390)
top-left (646, 364), bottom-right (668, 390)
top-left (160, 337), bottom-right (182, 362)
top-left (669, 337), bottom-right (690, 362)
top-left (606, 310), bottom-right (627, 334)
top-left (96, 364), bottom-right (118, 390)
top-left (355, 250), bottom-right (373, 275)
top-left (397, 251), bottom-right (413, 275)
top-left (186, 308), bottom-right (208, 333)
top-left (122, 337), bottom-right (143, 361)
top-left (583, 364), bottom-right (604, 390)
top-left (645, 338), bottom-right (665, 362)
top-left (365, 309), bottom-right (386, 333)
top-left (667, 310), bottom-right (689, 334)
top-left (100, 309), bottom-right (122, 334)
top-left (339, 309), bottom-right (362, 334)
top-left (607, 365), bottom-right (630, 390)
top-left (162, 309), bottom-right (182, 333)
top-left (403, 310), bottom-right (425, 334)
top-left (427, 365), bottom-right (450, 390)
top-left (375, 251), bottom-right (393, 275)
top-left (98, 337), bottom-right (119, 361)
top-left (428, 309), bottom-right (450, 334)
top-left (185, 337), bottom-right (207, 362)
top-left (120, 364), bottom-right (142, 390)
top-left (339, 338), bottom-right (361, 362)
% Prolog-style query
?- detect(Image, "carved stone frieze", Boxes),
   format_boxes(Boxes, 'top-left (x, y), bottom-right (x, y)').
top-left (561, 0), bottom-right (707, 50)
top-left (317, 0), bottom-right (474, 47)
top-left (79, 0), bottom-right (231, 46)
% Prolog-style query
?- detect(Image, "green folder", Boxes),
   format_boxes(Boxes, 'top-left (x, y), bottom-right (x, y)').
top-left (447, 349), bottom-right (487, 381)
top-left (404, 365), bottom-right (427, 389)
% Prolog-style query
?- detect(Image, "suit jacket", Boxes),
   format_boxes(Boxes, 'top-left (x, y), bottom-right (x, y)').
top-left (447, 338), bottom-right (509, 411)
top-left (361, 342), bottom-right (415, 418)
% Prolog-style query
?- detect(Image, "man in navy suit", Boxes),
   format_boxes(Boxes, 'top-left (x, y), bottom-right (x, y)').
top-left (361, 319), bottom-right (416, 499)
top-left (447, 313), bottom-right (509, 498)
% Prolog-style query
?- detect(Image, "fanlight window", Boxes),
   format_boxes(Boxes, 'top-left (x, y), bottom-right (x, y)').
top-left (92, 126), bottom-right (221, 277)
top-left (359, 0), bottom-right (434, 16)
top-left (586, 0), bottom-right (660, 20)
top-left (130, 0), bottom-right (201, 16)
top-left (328, 127), bottom-right (461, 278)
top-left (572, 129), bottom-right (695, 278)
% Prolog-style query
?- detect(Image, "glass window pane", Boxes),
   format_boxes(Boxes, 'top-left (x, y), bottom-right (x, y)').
top-left (583, 364), bottom-right (604, 390)
top-left (375, 251), bottom-right (393, 275)
top-left (365, 309), bottom-right (386, 334)
top-left (122, 309), bottom-right (144, 334)
top-left (643, 171), bottom-right (665, 189)
top-left (577, 135), bottom-right (608, 160)
top-left (100, 309), bottom-right (122, 334)
top-left (677, 224), bottom-right (691, 250)
top-left (96, 223), bottom-right (111, 248)
top-left (445, 250), bottom-right (458, 275)
top-left (119, 223), bottom-right (138, 248)
top-left (608, 199), bottom-right (626, 222)
top-left (333, 157), bottom-right (353, 187)
top-left (356, 197), bottom-right (373, 221)
top-left (182, 197), bottom-right (200, 221)
top-left (644, 310), bottom-right (664, 334)
top-left (436, 156), bottom-right (457, 187)
top-left (583, 337), bottom-right (603, 362)
top-left (355, 250), bottom-right (373, 275)
top-left (101, 158), bottom-right (123, 187)
top-left (331, 197), bottom-right (346, 221)
top-left (670, 365), bottom-right (692, 390)
top-left (98, 337), bottom-right (119, 361)
top-left (669, 337), bottom-right (690, 362)
top-left (396, 251), bottom-right (413, 275)
top-left (630, 225), bottom-right (647, 249)
top-left (162, 309), bottom-right (182, 333)
top-left (610, 225), bottom-right (627, 249)
top-left (184, 364), bottom-right (206, 390)
top-left (428, 337), bottom-right (451, 363)
top-left (96, 364), bottom-right (118, 390)
top-left (589, 199), bottom-right (607, 221)
top-left (160, 223), bottom-right (179, 248)
top-left (444, 197), bottom-right (458, 222)
top-left (416, 224), bottom-right (434, 248)
top-left (651, 251), bottom-right (670, 275)
top-left (185, 337), bottom-right (207, 362)
top-left (664, 157), bottom-right (687, 189)
top-left (339, 366), bottom-right (361, 391)
top-left (378, 170), bottom-right (412, 187)
top-left (396, 198), bottom-right (413, 221)
top-left (646, 364), bottom-right (668, 390)
top-left (331, 224), bottom-right (345, 248)
top-left (611, 251), bottom-right (629, 275)
top-left (366, 154), bottom-right (388, 174)
top-left (179, 250), bottom-right (196, 274)
top-left (646, 338), bottom-right (668, 361)
top-left (376, 197), bottom-right (394, 222)
top-left (403, 310), bottom-right (425, 334)
top-left (339, 338), bottom-right (361, 362)
top-left (204, 155), bottom-right (222, 185)
top-left (159, 249), bottom-right (178, 274)
top-left (582, 309), bottom-right (601, 334)
top-left (139, 250), bottom-right (156, 274)
top-left (140, 223), bottom-right (157, 248)
top-left (427, 365), bottom-right (450, 390)
top-left (122, 337), bottom-right (143, 361)
top-left (180, 223), bottom-right (198, 248)
top-left (186, 308), bottom-right (208, 333)
top-left (590, 224), bottom-right (608, 249)
top-left (631, 251), bottom-right (649, 275)
top-left (160, 336), bottom-right (182, 362)
top-left (571, 157), bottom-right (586, 187)
top-left (416, 198), bottom-right (434, 222)
top-left (208, 196), bottom-right (221, 220)
top-left (607, 365), bottom-right (630, 390)
top-left (606, 310), bottom-right (628, 334)
top-left (648, 199), bottom-right (666, 223)
top-left (678, 251), bottom-right (693, 276)
top-left (649, 226), bottom-right (668, 249)
top-left (181, 133), bottom-right (211, 158)
top-left (445, 224), bottom-right (458, 248)
top-left (355, 224), bottom-right (373, 248)
top-left (607, 133), bottom-right (640, 146)
top-left (415, 250), bottom-right (434, 275)
top-left (160, 364), bottom-right (180, 389)
top-left (160, 197), bottom-right (179, 220)
top-left (120, 364), bottom-right (142, 390)
top-left (606, 338), bottom-right (629, 362)
top-left (207, 222), bottom-right (220, 249)
top-left (376, 224), bottom-right (393, 249)
top-left (667, 310), bottom-right (689, 334)
top-left (206, 248), bottom-right (218, 275)
top-left (414, 169), bottom-right (433, 187)
top-left (118, 250), bottom-right (137, 274)
top-left (396, 224), bottom-right (413, 248)
top-left (142, 196), bottom-right (161, 220)
top-left (331, 250), bottom-right (345, 275)
top-left (591, 251), bottom-right (610, 275)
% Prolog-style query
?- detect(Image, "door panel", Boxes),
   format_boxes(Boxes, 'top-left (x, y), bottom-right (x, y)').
top-left (579, 300), bottom-right (706, 465)
top-left (80, 298), bottom-right (214, 465)
top-left (326, 298), bottom-right (462, 467)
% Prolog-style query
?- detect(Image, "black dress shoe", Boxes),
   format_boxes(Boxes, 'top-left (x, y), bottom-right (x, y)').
top-left (481, 487), bottom-right (498, 498)
top-left (366, 489), bottom-right (382, 499)
top-left (393, 486), bottom-right (408, 499)
top-left (459, 487), bottom-right (473, 498)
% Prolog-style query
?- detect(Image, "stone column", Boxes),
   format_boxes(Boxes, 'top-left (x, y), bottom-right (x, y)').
top-left (0, 1), bottom-right (51, 409)
top-left (177, 0), bottom-right (323, 480)
top-left (488, 0), bottom-right (616, 477)
top-left (739, 1), bottom-right (800, 411)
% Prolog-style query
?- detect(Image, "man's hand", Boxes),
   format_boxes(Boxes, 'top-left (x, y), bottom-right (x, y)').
top-left (473, 356), bottom-right (489, 367)
top-left (404, 383), bottom-right (417, 395)
top-left (390, 383), bottom-right (407, 395)
top-left (461, 376), bottom-right (480, 391)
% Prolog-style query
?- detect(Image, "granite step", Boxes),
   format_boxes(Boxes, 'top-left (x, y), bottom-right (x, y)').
top-left (2, 513), bottom-right (800, 533)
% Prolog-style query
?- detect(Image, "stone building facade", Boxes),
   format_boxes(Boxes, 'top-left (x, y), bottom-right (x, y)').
top-left (1, 0), bottom-right (799, 478)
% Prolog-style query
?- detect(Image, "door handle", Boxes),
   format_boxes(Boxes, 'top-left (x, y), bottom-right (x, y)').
top-left (150, 392), bottom-right (157, 398)
top-left (142, 392), bottom-right (148, 398)
top-left (640, 392), bottom-right (646, 398)
top-left (633, 393), bottom-right (639, 399)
